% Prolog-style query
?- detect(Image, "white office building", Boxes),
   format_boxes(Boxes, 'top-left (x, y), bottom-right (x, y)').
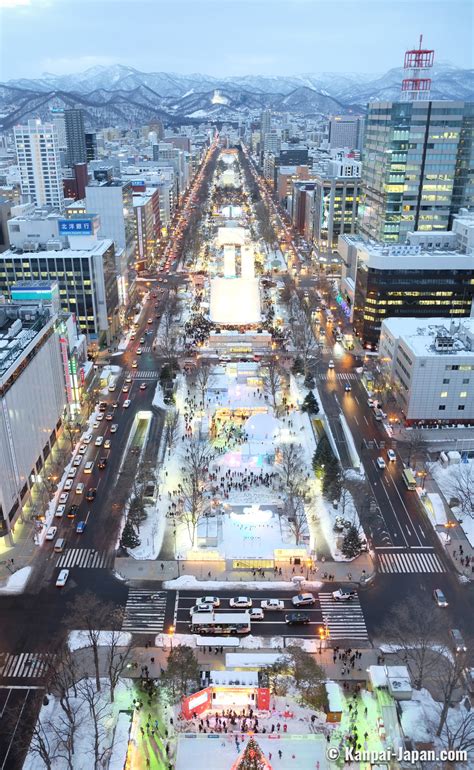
top-left (14, 119), bottom-right (64, 211)
top-left (0, 300), bottom-right (72, 539)
top-left (379, 317), bottom-right (474, 425)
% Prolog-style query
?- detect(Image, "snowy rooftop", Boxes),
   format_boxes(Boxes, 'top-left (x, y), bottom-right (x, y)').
top-left (209, 277), bottom-right (261, 324)
top-left (381, 317), bottom-right (474, 358)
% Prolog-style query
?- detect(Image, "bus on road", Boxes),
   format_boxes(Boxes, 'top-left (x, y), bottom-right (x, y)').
top-left (190, 612), bottom-right (251, 636)
top-left (402, 468), bottom-right (417, 490)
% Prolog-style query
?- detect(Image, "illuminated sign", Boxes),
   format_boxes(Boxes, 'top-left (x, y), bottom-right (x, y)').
top-left (59, 219), bottom-right (93, 236)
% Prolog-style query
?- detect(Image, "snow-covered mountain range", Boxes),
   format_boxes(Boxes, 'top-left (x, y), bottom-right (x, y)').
top-left (1, 63), bottom-right (472, 130)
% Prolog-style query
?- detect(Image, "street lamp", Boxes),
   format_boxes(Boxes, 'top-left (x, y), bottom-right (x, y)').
top-left (168, 625), bottom-right (175, 651)
top-left (318, 625), bottom-right (330, 654)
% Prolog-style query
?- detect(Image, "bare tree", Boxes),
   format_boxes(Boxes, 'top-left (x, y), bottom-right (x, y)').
top-left (262, 358), bottom-right (284, 414)
top-left (174, 439), bottom-right (214, 547)
top-left (106, 623), bottom-right (135, 703)
top-left (277, 443), bottom-right (308, 496)
top-left (283, 493), bottom-right (309, 545)
top-left (49, 712), bottom-right (78, 770)
top-left (435, 649), bottom-right (470, 737)
top-left (164, 408), bottom-right (181, 452)
top-left (78, 677), bottom-right (113, 768)
top-left (377, 597), bottom-right (449, 689)
top-left (289, 306), bottom-right (321, 377)
top-left (401, 428), bottom-right (428, 470)
top-left (156, 303), bottom-right (179, 365)
top-left (189, 362), bottom-right (215, 407)
top-left (439, 708), bottom-right (474, 754)
top-left (62, 419), bottom-right (82, 452)
top-left (446, 463), bottom-right (474, 519)
top-left (22, 714), bottom-right (57, 770)
top-left (65, 593), bottom-right (122, 692)
top-left (46, 643), bottom-right (79, 727)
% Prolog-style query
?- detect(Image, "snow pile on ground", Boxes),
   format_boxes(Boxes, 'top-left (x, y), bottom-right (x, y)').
top-left (163, 575), bottom-right (322, 591)
top-left (23, 679), bottom-right (133, 770)
top-left (0, 566), bottom-right (32, 595)
top-left (152, 381), bottom-right (167, 410)
top-left (429, 460), bottom-right (474, 547)
top-left (68, 630), bottom-right (132, 652)
top-left (316, 482), bottom-right (364, 562)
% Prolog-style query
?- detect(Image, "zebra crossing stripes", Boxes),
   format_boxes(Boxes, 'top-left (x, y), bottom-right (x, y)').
top-left (129, 370), bottom-right (159, 379)
top-left (0, 652), bottom-right (53, 680)
top-left (122, 589), bottom-right (168, 633)
top-left (318, 592), bottom-right (369, 642)
top-left (56, 548), bottom-right (110, 569)
top-left (317, 372), bottom-right (358, 381)
top-left (378, 550), bottom-right (446, 574)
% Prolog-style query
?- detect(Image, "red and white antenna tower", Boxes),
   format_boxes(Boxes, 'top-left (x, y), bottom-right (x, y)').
top-left (401, 34), bottom-right (434, 100)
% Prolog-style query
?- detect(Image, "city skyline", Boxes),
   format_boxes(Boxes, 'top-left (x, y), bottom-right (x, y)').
top-left (0, 0), bottom-right (472, 81)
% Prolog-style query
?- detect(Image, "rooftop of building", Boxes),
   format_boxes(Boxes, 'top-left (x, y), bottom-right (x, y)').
top-left (339, 234), bottom-right (474, 269)
top-left (382, 317), bottom-right (474, 358)
top-left (0, 238), bottom-right (113, 260)
top-left (0, 301), bottom-right (55, 378)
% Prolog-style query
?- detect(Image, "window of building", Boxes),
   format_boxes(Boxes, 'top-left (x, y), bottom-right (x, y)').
top-left (458, 405), bottom-right (465, 411)
top-left (462, 378), bottom-right (470, 384)
top-left (440, 391), bottom-right (448, 398)
top-left (442, 379), bottom-right (450, 384)
top-left (459, 392), bottom-right (467, 398)
top-left (439, 405), bottom-right (446, 411)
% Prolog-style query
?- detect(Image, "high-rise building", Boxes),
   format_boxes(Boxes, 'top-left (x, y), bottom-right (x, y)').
top-left (52, 113), bottom-right (67, 150)
top-left (85, 132), bottom-right (97, 162)
top-left (359, 101), bottom-right (474, 243)
top-left (328, 117), bottom-right (364, 150)
top-left (312, 160), bottom-right (361, 251)
top-left (65, 108), bottom-right (87, 167)
top-left (14, 119), bottom-right (64, 211)
top-left (260, 109), bottom-right (272, 140)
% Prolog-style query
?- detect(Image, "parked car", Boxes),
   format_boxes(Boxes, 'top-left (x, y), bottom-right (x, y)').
top-left (83, 434), bottom-right (92, 444)
top-left (73, 456), bottom-right (82, 467)
top-left (332, 589), bottom-right (357, 602)
top-left (285, 612), bottom-right (310, 625)
top-left (55, 569), bottom-right (69, 587)
top-left (260, 599), bottom-right (284, 611)
top-left (229, 596), bottom-right (252, 609)
top-left (67, 468), bottom-right (77, 479)
top-left (78, 445), bottom-right (88, 455)
top-left (250, 608), bottom-right (264, 621)
top-left (291, 593), bottom-right (315, 607)
top-left (55, 504), bottom-right (66, 517)
top-left (63, 479), bottom-right (73, 491)
top-left (45, 526), bottom-right (57, 541)
top-left (433, 588), bottom-right (448, 608)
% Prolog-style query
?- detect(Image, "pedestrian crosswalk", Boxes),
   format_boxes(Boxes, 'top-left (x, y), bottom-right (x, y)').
top-left (317, 372), bottom-right (358, 381)
top-left (0, 652), bottom-right (53, 680)
top-left (138, 345), bottom-right (153, 353)
top-left (377, 549), bottom-right (446, 574)
top-left (318, 592), bottom-right (369, 642)
top-left (129, 370), bottom-right (159, 379)
top-left (122, 589), bottom-right (168, 634)
top-left (56, 548), bottom-right (111, 569)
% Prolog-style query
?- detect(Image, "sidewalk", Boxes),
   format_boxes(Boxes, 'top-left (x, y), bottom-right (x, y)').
top-left (422, 476), bottom-right (474, 580)
top-left (115, 551), bottom-right (374, 587)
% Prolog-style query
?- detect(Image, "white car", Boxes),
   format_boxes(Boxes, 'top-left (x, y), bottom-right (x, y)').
top-left (260, 599), bottom-right (285, 611)
top-left (96, 413), bottom-right (104, 421)
top-left (108, 383), bottom-right (117, 392)
top-left (55, 569), bottom-right (69, 587)
top-left (328, 359), bottom-right (335, 369)
top-left (104, 439), bottom-right (111, 449)
top-left (291, 593), bottom-right (315, 607)
top-left (95, 436), bottom-right (104, 446)
top-left (83, 434), bottom-right (92, 444)
top-left (67, 467), bottom-right (77, 479)
top-left (131, 361), bottom-right (138, 369)
top-left (122, 385), bottom-right (130, 393)
top-left (110, 424), bottom-right (118, 433)
top-left (55, 504), bottom-right (66, 518)
top-left (229, 596), bottom-right (252, 609)
top-left (136, 348), bottom-right (142, 355)
top-left (367, 398), bottom-right (375, 407)
top-left (250, 608), bottom-right (264, 621)
top-left (45, 526), bottom-right (57, 541)
top-left (92, 421), bottom-right (100, 429)
top-left (63, 479), bottom-right (73, 491)
top-left (387, 449), bottom-right (396, 462)
top-left (125, 375), bottom-right (132, 383)
top-left (198, 596), bottom-right (220, 608)
top-left (78, 445), bottom-right (87, 455)
top-left (376, 457), bottom-right (386, 469)
top-left (123, 400), bottom-right (131, 408)
top-left (332, 589), bottom-right (357, 602)
top-left (189, 603), bottom-right (214, 616)
top-left (72, 456), bottom-right (82, 467)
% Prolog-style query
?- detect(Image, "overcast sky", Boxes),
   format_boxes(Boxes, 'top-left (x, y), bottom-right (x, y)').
top-left (0, 0), bottom-right (472, 81)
